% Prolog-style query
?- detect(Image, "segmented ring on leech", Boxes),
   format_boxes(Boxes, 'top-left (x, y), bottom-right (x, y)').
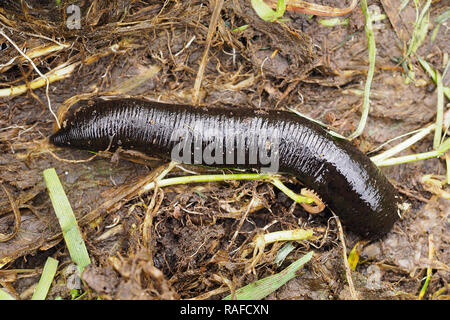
top-left (300, 188), bottom-right (325, 214)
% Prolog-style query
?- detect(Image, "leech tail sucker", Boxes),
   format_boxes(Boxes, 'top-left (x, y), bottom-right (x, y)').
top-left (50, 97), bottom-right (402, 239)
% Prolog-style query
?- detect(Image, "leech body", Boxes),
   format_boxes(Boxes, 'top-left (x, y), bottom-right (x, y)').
top-left (50, 98), bottom-right (401, 239)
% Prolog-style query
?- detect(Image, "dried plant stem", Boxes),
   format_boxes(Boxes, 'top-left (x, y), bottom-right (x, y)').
top-left (334, 214), bottom-right (359, 300)
top-left (192, 0), bottom-right (224, 105)
top-left (418, 234), bottom-right (434, 299)
top-left (0, 184), bottom-right (21, 242)
top-left (0, 29), bottom-right (60, 128)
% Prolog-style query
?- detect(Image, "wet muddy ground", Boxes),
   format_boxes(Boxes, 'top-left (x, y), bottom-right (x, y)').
top-left (0, 0), bottom-right (448, 300)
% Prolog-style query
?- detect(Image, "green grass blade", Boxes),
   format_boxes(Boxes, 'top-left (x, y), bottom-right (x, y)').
top-left (43, 168), bottom-right (91, 272)
top-left (251, 0), bottom-right (285, 22)
top-left (276, 0), bottom-right (287, 19)
top-left (417, 57), bottom-right (450, 100)
top-left (433, 71), bottom-right (444, 149)
top-left (348, 0), bottom-right (376, 140)
top-left (141, 172), bottom-right (315, 204)
top-left (375, 137), bottom-right (450, 167)
top-left (31, 257), bottom-right (59, 300)
top-left (233, 25), bottom-right (249, 32)
top-left (0, 288), bottom-right (15, 300)
top-left (406, 0), bottom-right (431, 57)
top-left (431, 9), bottom-right (450, 42)
top-left (251, 0), bottom-right (277, 21)
top-left (287, 107), bottom-right (347, 139)
top-left (319, 17), bottom-right (349, 27)
top-left (399, 0), bottom-right (411, 12)
top-left (223, 251), bottom-right (313, 300)
top-left (435, 9), bottom-right (450, 24)
top-left (370, 124), bottom-right (435, 164)
top-left (269, 178), bottom-right (314, 204)
top-left (418, 267), bottom-right (432, 299)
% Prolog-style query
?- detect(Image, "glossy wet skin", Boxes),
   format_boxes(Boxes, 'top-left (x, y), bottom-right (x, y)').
top-left (50, 98), bottom-right (401, 238)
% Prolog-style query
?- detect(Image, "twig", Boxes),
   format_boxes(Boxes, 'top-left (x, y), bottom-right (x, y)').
top-left (333, 213), bottom-right (359, 300)
top-left (0, 29), bottom-right (60, 128)
top-left (226, 197), bottom-right (255, 253)
top-left (142, 163), bottom-right (175, 252)
top-left (0, 22), bottom-right (66, 47)
top-left (192, 0), bottom-right (224, 105)
top-left (0, 62), bottom-right (78, 99)
top-left (142, 186), bottom-right (164, 260)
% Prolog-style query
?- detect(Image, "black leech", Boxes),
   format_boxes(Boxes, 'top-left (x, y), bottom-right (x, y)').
top-left (50, 98), bottom-right (401, 239)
